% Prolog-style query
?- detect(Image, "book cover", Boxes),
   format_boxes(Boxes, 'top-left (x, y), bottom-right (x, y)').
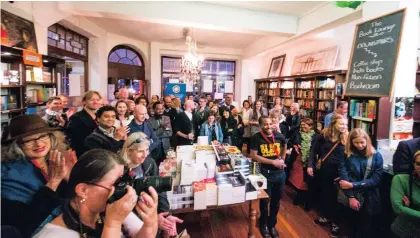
top-left (367, 100), bottom-right (376, 119)
top-left (1, 96), bottom-right (8, 110)
top-left (7, 94), bottom-right (17, 109)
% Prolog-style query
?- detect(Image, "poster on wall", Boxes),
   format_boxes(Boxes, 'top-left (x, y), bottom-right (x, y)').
top-left (165, 83), bottom-right (186, 103)
top-left (1, 10), bottom-right (38, 52)
top-left (267, 55), bottom-right (286, 78)
top-left (291, 46), bottom-right (338, 75)
top-left (392, 97), bottom-right (414, 141)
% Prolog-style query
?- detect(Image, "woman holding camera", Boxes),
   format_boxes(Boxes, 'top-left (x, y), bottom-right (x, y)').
top-left (121, 132), bottom-right (183, 237)
top-left (1, 114), bottom-right (76, 237)
top-left (34, 149), bottom-right (158, 238)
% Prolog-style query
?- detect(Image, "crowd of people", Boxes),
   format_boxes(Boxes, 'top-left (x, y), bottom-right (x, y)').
top-left (1, 86), bottom-right (419, 238)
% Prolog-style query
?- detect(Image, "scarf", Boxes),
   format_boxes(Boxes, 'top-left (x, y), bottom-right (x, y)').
top-left (301, 130), bottom-right (314, 165)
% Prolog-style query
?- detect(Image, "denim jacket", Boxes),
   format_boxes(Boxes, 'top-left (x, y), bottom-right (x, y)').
top-left (199, 122), bottom-right (223, 144)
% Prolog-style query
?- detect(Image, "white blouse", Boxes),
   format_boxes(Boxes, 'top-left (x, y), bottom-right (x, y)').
top-left (242, 108), bottom-right (251, 122)
top-left (34, 212), bottom-right (143, 238)
top-left (114, 115), bottom-right (134, 128)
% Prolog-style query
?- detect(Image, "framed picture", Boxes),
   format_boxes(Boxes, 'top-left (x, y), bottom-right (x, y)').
top-left (267, 55), bottom-right (286, 78)
top-left (291, 46), bottom-right (338, 75)
top-left (1, 10), bottom-right (38, 52)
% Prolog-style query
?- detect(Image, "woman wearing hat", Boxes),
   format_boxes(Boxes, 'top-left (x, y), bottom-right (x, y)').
top-left (1, 114), bottom-right (77, 237)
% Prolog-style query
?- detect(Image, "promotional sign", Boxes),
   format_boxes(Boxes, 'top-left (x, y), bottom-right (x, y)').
top-left (165, 83), bottom-right (186, 103)
top-left (23, 50), bottom-right (43, 67)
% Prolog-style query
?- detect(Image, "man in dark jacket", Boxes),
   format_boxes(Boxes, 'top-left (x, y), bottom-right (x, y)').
top-left (174, 100), bottom-right (197, 146)
top-left (393, 136), bottom-right (420, 174)
top-left (84, 106), bottom-right (128, 153)
top-left (193, 96), bottom-right (209, 139)
top-left (163, 96), bottom-right (178, 126)
top-left (67, 91), bottom-right (102, 157)
top-left (148, 102), bottom-right (172, 164)
top-left (219, 93), bottom-right (235, 116)
top-left (128, 104), bottom-right (160, 153)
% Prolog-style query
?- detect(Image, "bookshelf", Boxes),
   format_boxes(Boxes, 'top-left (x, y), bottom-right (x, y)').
top-left (294, 77), bottom-right (315, 120)
top-left (1, 45), bottom-right (64, 127)
top-left (348, 97), bottom-right (379, 147)
top-left (315, 76), bottom-right (336, 131)
top-left (255, 79), bottom-right (279, 109)
top-left (279, 79), bottom-right (294, 112)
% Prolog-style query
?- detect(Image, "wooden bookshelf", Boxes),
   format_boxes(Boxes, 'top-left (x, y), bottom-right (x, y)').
top-left (348, 97), bottom-right (380, 147)
top-left (294, 77), bottom-right (315, 123)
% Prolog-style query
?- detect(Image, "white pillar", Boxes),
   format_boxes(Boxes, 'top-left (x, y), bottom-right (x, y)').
top-left (149, 42), bottom-right (161, 98)
top-left (88, 37), bottom-right (108, 96)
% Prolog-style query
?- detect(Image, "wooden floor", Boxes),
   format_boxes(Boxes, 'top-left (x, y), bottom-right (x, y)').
top-left (176, 184), bottom-right (332, 238)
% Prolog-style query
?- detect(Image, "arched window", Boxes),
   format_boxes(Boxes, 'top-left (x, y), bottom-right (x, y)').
top-left (108, 45), bottom-right (143, 66)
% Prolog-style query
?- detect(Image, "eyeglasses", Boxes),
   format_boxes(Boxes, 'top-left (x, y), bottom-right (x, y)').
top-left (20, 134), bottom-right (51, 147)
top-left (86, 182), bottom-right (112, 192)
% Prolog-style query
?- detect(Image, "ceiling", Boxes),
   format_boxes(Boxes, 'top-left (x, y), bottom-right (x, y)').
top-left (86, 16), bottom-right (265, 49)
top-left (207, 1), bottom-right (327, 16)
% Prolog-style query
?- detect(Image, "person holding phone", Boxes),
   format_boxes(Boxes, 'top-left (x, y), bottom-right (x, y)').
top-left (250, 116), bottom-right (287, 238)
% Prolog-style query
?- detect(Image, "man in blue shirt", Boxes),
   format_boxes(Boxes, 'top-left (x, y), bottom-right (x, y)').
top-left (324, 101), bottom-right (348, 128)
top-left (128, 104), bottom-right (160, 154)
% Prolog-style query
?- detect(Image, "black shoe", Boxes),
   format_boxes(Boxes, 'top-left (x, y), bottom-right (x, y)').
top-left (314, 217), bottom-right (330, 227)
top-left (269, 227), bottom-right (279, 238)
top-left (330, 223), bottom-right (340, 238)
top-left (259, 226), bottom-right (271, 238)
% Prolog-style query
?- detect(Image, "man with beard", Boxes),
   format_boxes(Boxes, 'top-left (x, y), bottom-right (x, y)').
top-left (250, 116), bottom-right (287, 238)
top-left (148, 101), bottom-right (172, 164)
top-left (163, 96), bottom-right (177, 124)
top-left (67, 91), bottom-right (102, 157)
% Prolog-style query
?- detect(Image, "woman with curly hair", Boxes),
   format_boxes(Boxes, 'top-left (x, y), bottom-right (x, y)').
top-left (1, 114), bottom-right (77, 237)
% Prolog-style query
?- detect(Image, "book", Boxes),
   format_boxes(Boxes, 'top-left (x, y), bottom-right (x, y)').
top-left (7, 94), bottom-right (17, 109)
top-left (1, 96), bottom-right (8, 110)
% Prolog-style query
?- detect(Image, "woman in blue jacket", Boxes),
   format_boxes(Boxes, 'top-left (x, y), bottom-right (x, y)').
top-left (339, 128), bottom-right (383, 238)
top-left (199, 111), bottom-right (223, 144)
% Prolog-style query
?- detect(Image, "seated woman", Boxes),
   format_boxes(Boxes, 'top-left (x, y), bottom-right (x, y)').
top-left (34, 149), bottom-right (159, 238)
top-left (220, 110), bottom-right (237, 145)
top-left (390, 150), bottom-right (420, 238)
top-left (1, 114), bottom-right (76, 237)
top-left (115, 100), bottom-right (134, 128)
top-left (199, 111), bottom-right (223, 145)
top-left (121, 133), bottom-right (183, 237)
top-left (339, 128), bottom-right (383, 238)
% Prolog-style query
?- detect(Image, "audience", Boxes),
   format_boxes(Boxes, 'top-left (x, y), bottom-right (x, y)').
top-left (390, 151), bottom-right (420, 237)
top-left (127, 99), bottom-right (136, 115)
top-left (174, 100), bottom-right (197, 146)
top-left (220, 110), bottom-right (237, 145)
top-left (324, 101), bottom-right (348, 128)
top-left (111, 87), bottom-right (129, 107)
top-left (1, 115), bottom-right (76, 237)
top-left (84, 106), bottom-right (129, 153)
top-left (148, 102), bottom-right (172, 164)
top-left (128, 105), bottom-right (159, 156)
top-left (231, 108), bottom-right (243, 148)
top-left (33, 149), bottom-right (159, 238)
top-left (194, 96), bottom-right (210, 139)
top-left (114, 100), bottom-right (134, 128)
top-left (67, 90), bottom-right (102, 157)
top-left (219, 93), bottom-right (235, 116)
top-left (286, 103), bottom-right (301, 141)
top-left (339, 128), bottom-right (383, 237)
top-left (120, 133), bottom-right (183, 237)
top-left (249, 100), bottom-right (268, 136)
top-left (247, 95), bottom-right (253, 108)
top-left (42, 97), bottom-right (67, 129)
top-left (308, 114), bottom-right (348, 238)
top-left (199, 111), bottom-right (223, 145)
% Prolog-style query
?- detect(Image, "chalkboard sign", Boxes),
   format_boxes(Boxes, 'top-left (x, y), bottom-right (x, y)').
top-left (345, 9), bottom-right (405, 97)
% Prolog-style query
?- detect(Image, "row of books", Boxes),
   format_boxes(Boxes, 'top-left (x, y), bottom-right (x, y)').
top-left (0, 68), bottom-right (52, 85)
top-left (316, 111), bottom-right (329, 121)
top-left (296, 81), bottom-right (315, 89)
top-left (318, 101), bottom-right (333, 111)
top-left (318, 90), bottom-right (334, 99)
top-left (267, 89), bottom-right (280, 96)
top-left (27, 88), bottom-right (57, 103)
top-left (349, 100), bottom-right (376, 119)
top-left (296, 90), bottom-right (314, 99)
top-left (297, 99), bottom-right (314, 109)
top-left (0, 94), bottom-right (18, 110)
top-left (280, 89), bottom-right (293, 97)
top-left (316, 78), bottom-right (335, 89)
top-left (281, 98), bottom-right (293, 107)
top-left (280, 81), bottom-right (294, 89)
top-left (352, 120), bottom-right (374, 134)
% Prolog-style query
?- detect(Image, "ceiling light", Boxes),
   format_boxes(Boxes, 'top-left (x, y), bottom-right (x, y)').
top-left (181, 34), bottom-right (204, 84)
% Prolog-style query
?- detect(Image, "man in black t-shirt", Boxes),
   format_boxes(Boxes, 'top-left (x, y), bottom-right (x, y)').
top-left (250, 116), bottom-right (287, 238)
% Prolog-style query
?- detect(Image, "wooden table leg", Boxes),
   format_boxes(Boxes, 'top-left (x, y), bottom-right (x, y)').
top-left (248, 200), bottom-right (257, 238)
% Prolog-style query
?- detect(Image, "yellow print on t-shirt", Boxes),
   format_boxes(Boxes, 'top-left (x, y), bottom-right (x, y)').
top-left (260, 143), bottom-right (281, 157)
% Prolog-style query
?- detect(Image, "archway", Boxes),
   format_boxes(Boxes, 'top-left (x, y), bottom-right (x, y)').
top-left (108, 45), bottom-right (146, 100)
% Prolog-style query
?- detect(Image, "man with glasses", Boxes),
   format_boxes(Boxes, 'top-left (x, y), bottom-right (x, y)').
top-left (84, 106), bottom-right (129, 153)
top-left (193, 96), bottom-right (209, 140)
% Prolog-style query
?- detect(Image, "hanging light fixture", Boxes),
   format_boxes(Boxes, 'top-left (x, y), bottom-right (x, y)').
top-left (181, 34), bottom-right (204, 84)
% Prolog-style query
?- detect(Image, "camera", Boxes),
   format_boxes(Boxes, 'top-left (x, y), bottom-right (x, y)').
top-left (108, 171), bottom-right (173, 203)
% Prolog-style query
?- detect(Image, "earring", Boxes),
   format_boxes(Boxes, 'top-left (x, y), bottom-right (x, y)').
top-left (80, 198), bottom-right (86, 203)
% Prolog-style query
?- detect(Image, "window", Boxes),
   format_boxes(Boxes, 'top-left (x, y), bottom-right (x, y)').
top-left (108, 46), bottom-right (143, 66)
top-left (161, 56), bottom-right (235, 99)
top-left (48, 24), bottom-right (88, 57)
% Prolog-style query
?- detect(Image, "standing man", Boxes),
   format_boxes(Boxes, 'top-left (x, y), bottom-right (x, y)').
top-left (248, 95), bottom-right (254, 108)
top-left (250, 116), bottom-right (287, 238)
top-left (67, 91), bottom-right (102, 157)
top-left (149, 102), bottom-right (173, 164)
top-left (42, 97), bottom-right (67, 129)
top-left (220, 93), bottom-right (236, 116)
top-left (128, 104), bottom-right (160, 154)
top-left (174, 100), bottom-right (197, 146)
top-left (194, 96), bottom-right (209, 139)
top-left (111, 87), bottom-right (129, 107)
top-left (324, 101), bottom-right (348, 128)
top-left (206, 94), bottom-right (212, 106)
top-left (57, 94), bottom-right (76, 118)
top-left (163, 96), bottom-right (177, 123)
top-left (84, 106), bottom-right (129, 153)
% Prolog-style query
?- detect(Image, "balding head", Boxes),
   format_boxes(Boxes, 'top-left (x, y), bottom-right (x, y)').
top-left (133, 104), bottom-right (148, 123)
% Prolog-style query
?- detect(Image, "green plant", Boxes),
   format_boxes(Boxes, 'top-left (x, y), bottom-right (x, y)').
top-left (333, 1), bottom-right (365, 10)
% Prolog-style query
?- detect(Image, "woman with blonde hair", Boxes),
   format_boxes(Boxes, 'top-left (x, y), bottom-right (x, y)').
top-left (171, 98), bottom-right (183, 114)
top-left (1, 114), bottom-right (77, 237)
top-left (307, 114), bottom-right (348, 238)
top-left (120, 133), bottom-right (183, 237)
top-left (339, 128), bottom-right (383, 237)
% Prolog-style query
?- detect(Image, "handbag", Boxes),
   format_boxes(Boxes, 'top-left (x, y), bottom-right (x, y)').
top-left (315, 142), bottom-right (339, 170)
top-left (336, 155), bottom-right (373, 208)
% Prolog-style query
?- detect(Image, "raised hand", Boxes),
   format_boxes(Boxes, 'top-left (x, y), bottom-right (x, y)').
top-left (135, 187), bottom-right (158, 230)
top-left (46, 150), bottom-right (65, 191)
top-left (56, 115), bottom-right (66, 127)
top-left (63, 149), bottom-right (77, 181)
top-left (114, 126), bottom-right (130, 141)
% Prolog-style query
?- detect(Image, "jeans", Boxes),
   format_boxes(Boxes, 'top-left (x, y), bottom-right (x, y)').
top-left (259, 169), bottom-right (286, 229)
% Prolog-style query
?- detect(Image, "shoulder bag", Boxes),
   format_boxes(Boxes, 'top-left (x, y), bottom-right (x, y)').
top-left (315, 141), bottom-right (339, 170)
